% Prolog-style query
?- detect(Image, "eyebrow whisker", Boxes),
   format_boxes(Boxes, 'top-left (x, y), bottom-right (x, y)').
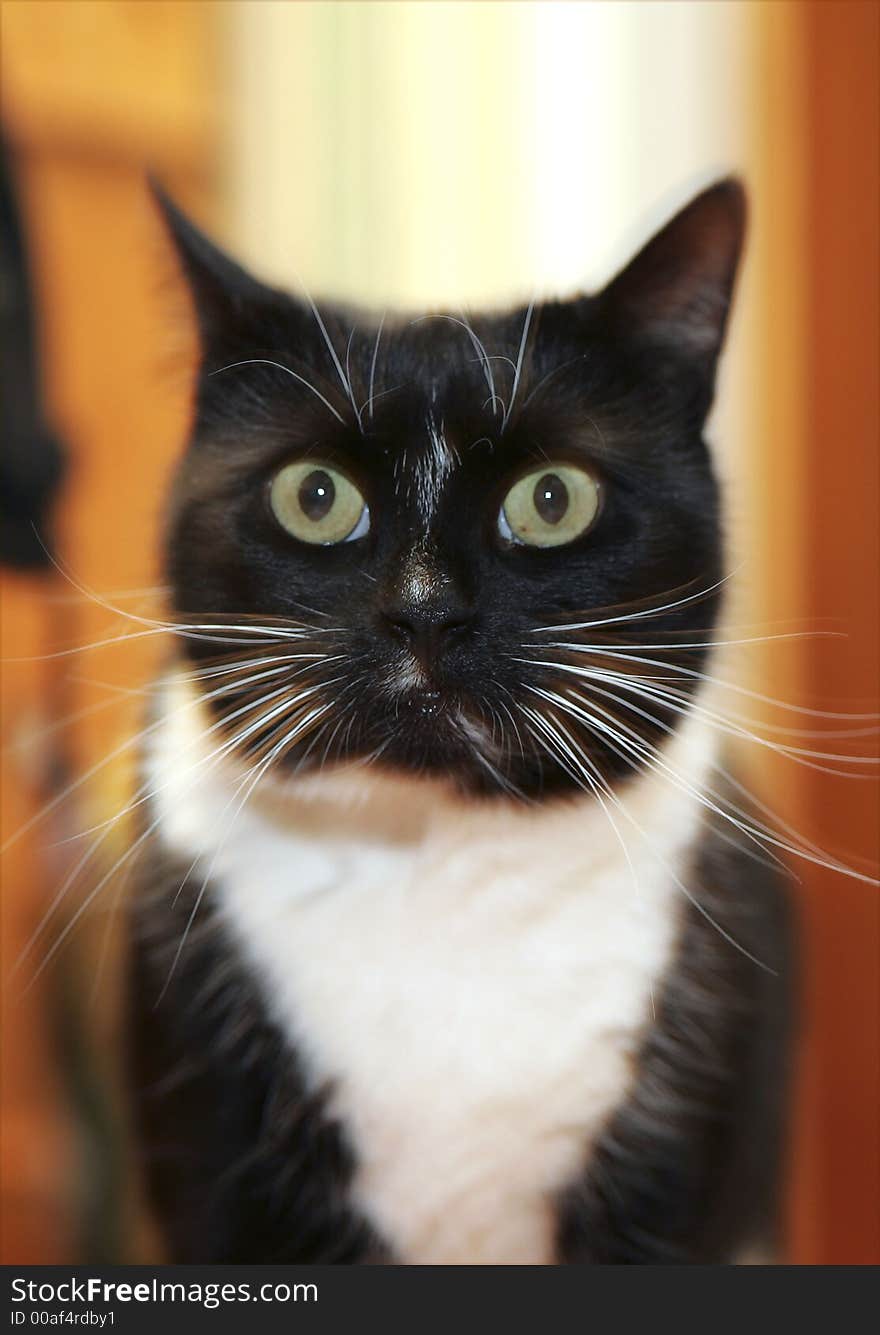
top-left (306, 295), bottom-right (364, 432)
top-left (209, 359), bottom-right (345, 425)
top-left (502, 300), bottom-right (535, 431)
top-left (367, 311), bottom-right (386, 422)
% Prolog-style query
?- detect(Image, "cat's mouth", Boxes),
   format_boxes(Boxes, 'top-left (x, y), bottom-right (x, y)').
top-left (382, 650), bottom-right (440, 699)
top-left (374, 684), bottom-right (503, 781)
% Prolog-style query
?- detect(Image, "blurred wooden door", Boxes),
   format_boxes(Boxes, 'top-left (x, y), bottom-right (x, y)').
top-left (749, 0), bottom-right (879, 1266)
top-left (1, 0), bottom-right (877, 1268)
top-left (793, 0), bottom-right (879, 1265)
top-left (0, 0), bottom-right (219, 1264)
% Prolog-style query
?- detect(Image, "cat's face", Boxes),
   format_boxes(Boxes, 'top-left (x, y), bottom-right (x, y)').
top-left (159, 181), bottom-right (744, 800)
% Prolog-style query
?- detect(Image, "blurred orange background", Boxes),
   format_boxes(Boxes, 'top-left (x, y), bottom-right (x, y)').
top-left (1, 0), bottom-right (877, 1264)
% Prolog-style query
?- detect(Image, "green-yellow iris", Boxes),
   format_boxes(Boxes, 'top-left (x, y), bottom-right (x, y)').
top-left (270, 461), bottom-right (370, 545)
top-left (499, 465), bottom-right (600, 547)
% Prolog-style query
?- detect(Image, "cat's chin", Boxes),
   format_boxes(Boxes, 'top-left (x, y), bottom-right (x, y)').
top-left (371, 700), bottom-right (505, 789)
top-left (348, 708), bottom-right (560, 801)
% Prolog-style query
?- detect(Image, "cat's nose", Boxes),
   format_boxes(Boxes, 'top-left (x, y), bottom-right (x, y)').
top-left (379, 567), bottom-right (476, 665)
top-left (381, 605), bottom-right (475, 663)
top-left (376, 547), bottom-right (475, 662)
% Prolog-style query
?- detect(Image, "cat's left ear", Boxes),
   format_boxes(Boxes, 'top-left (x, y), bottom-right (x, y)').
top-left (599, 178), bottom-right (746, 374)
top-left (150, 181), bottom-right (271, 352)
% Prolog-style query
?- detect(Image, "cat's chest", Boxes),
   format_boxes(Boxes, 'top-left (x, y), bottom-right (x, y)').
top-left (150, 682), bottom-right (712, 1263)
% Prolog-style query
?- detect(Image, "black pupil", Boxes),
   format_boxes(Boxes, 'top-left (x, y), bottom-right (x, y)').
top-left (533, 473), bottom-right (569, 525)
top-left (299, 469), bottom-right (336, 522)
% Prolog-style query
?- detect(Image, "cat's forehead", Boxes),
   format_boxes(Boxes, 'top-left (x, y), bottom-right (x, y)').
top-left (346, 304), bottom-right (577, 448)
top-left (356, 308), bottom-right (531, 408)
top-left (394, 409), bottom-right (460, 522)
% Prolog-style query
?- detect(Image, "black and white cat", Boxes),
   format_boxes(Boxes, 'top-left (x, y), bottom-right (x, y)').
top-left (129, 180), bottom-right (793, 1264)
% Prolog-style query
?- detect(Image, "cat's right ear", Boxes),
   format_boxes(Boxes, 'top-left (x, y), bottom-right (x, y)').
top-left (598, 178), bottom-right (746, 378)
top-left (150, 181), bottom-right (268, 353)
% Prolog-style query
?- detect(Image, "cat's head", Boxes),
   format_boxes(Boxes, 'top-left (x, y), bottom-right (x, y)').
top-left (157, 180), bottom-right (744, 800)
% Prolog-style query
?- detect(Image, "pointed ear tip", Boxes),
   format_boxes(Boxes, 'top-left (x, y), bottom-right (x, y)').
top-left (145, 175), bottom-right (186, 234)
top-left (707, 175), bottom-right (746, 202)
top-left (701, 176), bottom-right (748, 235)
top-left (144, 178), bottom-right (224, 280)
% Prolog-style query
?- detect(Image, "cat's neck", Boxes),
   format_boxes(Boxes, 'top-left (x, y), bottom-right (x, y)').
top-left (147, 663), bottom-right (720, 868)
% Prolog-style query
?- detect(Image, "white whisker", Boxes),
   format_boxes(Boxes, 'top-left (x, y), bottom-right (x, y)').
top-left (518, 657), bottom-right (880, 767)
top-left (521, 700), bottom-right (775, 971)
top-left (158, 697), bottom-right (334, 998)
top-left (529, 570), bottom-right (741, 634)
top-left (209, 359), bottom-right (344, 424)
top-left (527, 680), bottom-right (878, 887)
top-left (366, 311), bottom-right (386, 422)
top-left (14, 660), bottom-right (344, 979)
top-left (502, 300), bottom-right (534, 431)
top-left (306, 297), bottom-right (363, 432)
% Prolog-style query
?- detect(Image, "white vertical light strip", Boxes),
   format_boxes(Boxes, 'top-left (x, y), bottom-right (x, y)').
top-left (222, 0), bottom-right (757, 648)
top-left (226, 1), bottom-right (531, 307)
top-left (224, 2), bottom-right (749, 315)
top-left (526, 3), bottom-right (632, 295)
top-left (225, 1), bottom-right (327, 284)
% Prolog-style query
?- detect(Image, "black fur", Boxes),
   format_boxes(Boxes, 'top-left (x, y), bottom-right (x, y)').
top-left (129, 841), bottom-right (389, 1263)
top-left (129, 792), bottom-right (792, 1264)
top-left (127, 180), bottom-right (794, 1263)
top-left (558, 790), bottom-right (794, 1263)
top-left (155, 181), bottom-right (742, 798)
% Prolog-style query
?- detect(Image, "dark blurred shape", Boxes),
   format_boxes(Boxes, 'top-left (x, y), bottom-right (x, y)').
top-left (0, 139), bottom-right (66, 567)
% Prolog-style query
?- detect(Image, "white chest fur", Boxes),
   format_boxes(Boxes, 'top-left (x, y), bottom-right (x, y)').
top-left (148, 676), bottom-right (716, 1264)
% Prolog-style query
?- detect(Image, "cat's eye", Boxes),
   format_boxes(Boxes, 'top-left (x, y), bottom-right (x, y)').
top-left (269, 461), bottom-right (370, 545)
top-left (498, 464), bottom-right (600, 547)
